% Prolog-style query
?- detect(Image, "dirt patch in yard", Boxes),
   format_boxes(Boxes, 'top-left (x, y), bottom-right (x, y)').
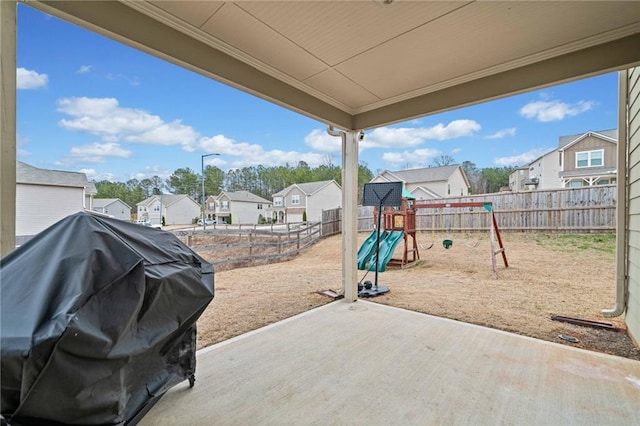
top-left (195, 232), bottom-right (640, 360)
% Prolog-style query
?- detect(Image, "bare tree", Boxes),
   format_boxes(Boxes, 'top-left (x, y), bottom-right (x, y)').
top-left (432, 154), bottom-right (456, 167)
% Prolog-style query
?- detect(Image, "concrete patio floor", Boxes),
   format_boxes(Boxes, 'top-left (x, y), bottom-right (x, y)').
top-left (141, 300), bottom-right (640, 425)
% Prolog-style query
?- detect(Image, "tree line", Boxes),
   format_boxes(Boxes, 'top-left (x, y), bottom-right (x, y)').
top-left (94, 158), bottom-right (513, 208)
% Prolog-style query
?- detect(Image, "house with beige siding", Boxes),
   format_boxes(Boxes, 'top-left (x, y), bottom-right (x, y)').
top-left (370, 165), bottom-right (470, 200)
top-left (16, 161), bottom-right (93, 242)
top-left (272, 180), bottom-right (341, 223)
top-left (509, 130), bottom-right (617, 192)
top-left (559, 130), bottom-right (618, 188)
top-left (209, 190), bottom-right (272, 224)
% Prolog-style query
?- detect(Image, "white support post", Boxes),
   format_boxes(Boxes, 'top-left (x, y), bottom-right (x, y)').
top-left (0, 1), bottom-right (17, 256)
top-left (342, 130), bottom-right (359, 302)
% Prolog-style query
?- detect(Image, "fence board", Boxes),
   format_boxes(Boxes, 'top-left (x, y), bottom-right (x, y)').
top-left (349, 186), bottom-right (616, 233)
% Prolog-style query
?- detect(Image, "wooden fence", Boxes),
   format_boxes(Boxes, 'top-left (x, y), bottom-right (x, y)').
top-left (177, 186), bottom-right (615, 270)
top-left (351, 185), bottom-right (616, 233)
top-left (175, 221), bottom-right (322, 270)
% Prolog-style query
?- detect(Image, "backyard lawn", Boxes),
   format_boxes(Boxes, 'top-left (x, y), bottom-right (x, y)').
top-left (195, 231), bottom-right (640, 360)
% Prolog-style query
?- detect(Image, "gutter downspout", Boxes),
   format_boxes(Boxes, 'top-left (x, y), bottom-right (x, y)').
top-left (603, 69), bottom-right (628, 317)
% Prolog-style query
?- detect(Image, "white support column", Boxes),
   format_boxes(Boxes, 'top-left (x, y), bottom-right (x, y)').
top-left (342, 131), bottom-right (359, 302)
top-left (0, 1), bottom-right (17, 256)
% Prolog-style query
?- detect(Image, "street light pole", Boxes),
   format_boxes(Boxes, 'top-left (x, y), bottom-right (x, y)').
top-left (201, 153), bottom-right (220, 230)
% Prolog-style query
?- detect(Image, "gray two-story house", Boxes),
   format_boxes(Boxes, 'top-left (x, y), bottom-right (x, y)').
top-left (272, 180), bottom-right (342, 224)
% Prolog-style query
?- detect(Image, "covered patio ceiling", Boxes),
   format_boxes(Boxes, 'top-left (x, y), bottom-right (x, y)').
top-left (29, 1), bottom-right (640, 131)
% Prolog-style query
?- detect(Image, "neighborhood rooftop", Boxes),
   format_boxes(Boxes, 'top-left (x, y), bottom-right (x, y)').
top-left (273, 180), bottom-right (336, 196)
top-left (17, 161), bottom-right (91, 190)
top-left (559, 129), bottom-right (618, 148)
top-left (220, 190), bottom-right (271, 204)
top-left (380, 165), bottom-right (461, 183)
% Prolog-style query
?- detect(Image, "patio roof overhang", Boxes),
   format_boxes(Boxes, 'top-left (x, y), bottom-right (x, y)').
top-left (2, 1), bottom-right (640, 300)
top-left (24, 1), bottom-right (640, 130)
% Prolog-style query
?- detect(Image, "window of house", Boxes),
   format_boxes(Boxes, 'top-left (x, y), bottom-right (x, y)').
top-left (153, 205), bottom-right (160, 212)
top-left (291, 195), bottom-right (300, 205)
top-left (257, 204), bottom-right (263, 209)
top-left (274, 197), bottom-right (283, 207)
top-left (576, 149), bottom-right (603, 168)
top-left (221, 201), bottom-right (229, 209)
top-left (570, 180), bottom-right (583, 188)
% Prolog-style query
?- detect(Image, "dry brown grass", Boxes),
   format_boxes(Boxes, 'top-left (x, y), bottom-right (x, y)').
top-left (196, 231), bottom-right (640, 360)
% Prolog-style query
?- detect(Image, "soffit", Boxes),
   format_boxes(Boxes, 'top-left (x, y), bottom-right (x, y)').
top-left (30, 1), bottom-right (640, 130)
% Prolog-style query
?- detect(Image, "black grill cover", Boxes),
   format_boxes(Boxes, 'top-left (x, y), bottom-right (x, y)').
top-left (1, 213), bottom-right (214, 425)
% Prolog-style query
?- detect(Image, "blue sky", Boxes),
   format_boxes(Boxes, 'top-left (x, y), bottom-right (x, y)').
top-left (17, 5), bottom-right (619, 183)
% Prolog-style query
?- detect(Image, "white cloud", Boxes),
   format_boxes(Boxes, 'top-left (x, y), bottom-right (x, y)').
top-left (77, 65), bottom-right (92, 74)
top-left (17, 67), bottom-right (48, 89)
top-left (362, 120), bottom-right (481, 149)
top-left (56, 97), bottom-right (335, 170)
top-left (382, 147), bottom-right (440, 168)
top-left (130, 165), bottom-right (171, 181)
top-left (57, 97), bottom-right (199, 148)
top-left (195, 133), bottom-right (327, 169)
top-left (451, 148), bottom-right (462, 154)
top-left (78, 168), bottom-right (115, 182)
top-left (304, 129), bottom-right (341, 153)
top-left (494, 148), bottom-right (552, 166)
top-left (485, 128), bottom-right (516, 139)
top-left (69, 142), bottom-right (132, 163)
top-left (519, 100), bottom-right (594, 122)
top-left (17, 134), bottom-right (31, 158)
top-left (105, 72), bottom-right (140, 86)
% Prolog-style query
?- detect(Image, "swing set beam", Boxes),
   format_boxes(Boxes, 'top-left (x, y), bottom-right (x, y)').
top-left (411, 201), bottom-right (508, 277)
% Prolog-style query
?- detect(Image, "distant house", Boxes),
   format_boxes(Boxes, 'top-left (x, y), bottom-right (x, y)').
top-left (509, 129), bottom-right (617, 192)
top-left (85, 182), bottom-right (97, 211)
top-left (272, 180), bottom-right (342, 223)
top-left (521, 148), bottom-right (563, 191)
top-left (137, 194), bottom-right (200, 226)
top-left (16, 161), bottom-right (93, 241)
top-left (210, 190), bottom-right (272, 224)
top-left (559, 130), bottom-right (618, 188)
top-left (508, 166), bottom-right (530, 192)
top-left (93, 198), bottom-right (132, 221)
top-left (370, 165), bottom-right (470, 199)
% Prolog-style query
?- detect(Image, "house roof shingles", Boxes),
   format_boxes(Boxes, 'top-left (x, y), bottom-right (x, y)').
top-left (379, 165), bottom-right (460, 183)
top-left (558, 129), bottom-right (617, 148)
top-left (220, 190), bottom-right (271, 204)
top-left (137, 194), bottom-right (193, 207)
top-left (17, 161), bottom-right (90, 189)
top-left (93, 198), bottom-right (132, 209)
top-left (273, 180), bottom-right (337, 197)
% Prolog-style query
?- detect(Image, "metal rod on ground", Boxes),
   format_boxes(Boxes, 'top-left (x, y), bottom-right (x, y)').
top-left (374, 200), bottom-right (383, 289)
